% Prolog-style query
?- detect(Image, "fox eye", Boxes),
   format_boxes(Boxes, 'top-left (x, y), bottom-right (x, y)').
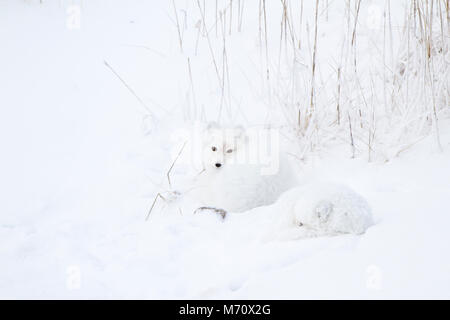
top-left (226, 149), bottom-right (233, 153)
top-left (211, 146), bottom-right (217, 152)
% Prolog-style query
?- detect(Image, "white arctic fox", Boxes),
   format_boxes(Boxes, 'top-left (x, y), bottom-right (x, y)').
top-left (190, 123), bottom-right (296, 213)
top-left (266, 182), bottom-right (374, 238)
top-left (187, 123), bottom-right (373, 236)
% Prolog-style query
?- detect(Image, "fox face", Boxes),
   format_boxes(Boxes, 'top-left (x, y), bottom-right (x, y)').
top-left (201, 123), bottom-right (246, 171)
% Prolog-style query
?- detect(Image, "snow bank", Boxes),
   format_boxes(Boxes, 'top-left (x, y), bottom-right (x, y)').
top-left (1, 0), bottom-right (449, 300)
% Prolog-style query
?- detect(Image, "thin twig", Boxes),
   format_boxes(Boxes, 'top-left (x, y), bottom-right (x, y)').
top-left (146, 193), bottom-right (165, 221)
top-left (167, 141), bottom-right (187, 188)
top-left (103, 60), bottom-right (154, 117)
top-left (196, 0), bottom-right (222, 84)
top-left (172, 0), bottom-right (183, 53)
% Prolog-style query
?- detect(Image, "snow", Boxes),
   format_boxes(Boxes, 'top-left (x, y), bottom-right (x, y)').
top-left (1, 0), bottom-right (449, 299)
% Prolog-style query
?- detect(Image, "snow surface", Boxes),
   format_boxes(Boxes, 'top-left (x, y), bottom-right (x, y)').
top-left (1, 0), bottom-right (449, 299)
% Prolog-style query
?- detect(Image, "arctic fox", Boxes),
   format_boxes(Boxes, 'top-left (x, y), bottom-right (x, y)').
top-left (268, 182), bottom-right (374, 238)
top-left (186, 123), bottom-right (373, 237)
top-left (190, 123), bottom-right (296, 213)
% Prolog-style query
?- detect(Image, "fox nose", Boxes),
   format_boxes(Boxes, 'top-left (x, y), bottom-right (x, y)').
top-left (215, 163), bottom-right (222, 168)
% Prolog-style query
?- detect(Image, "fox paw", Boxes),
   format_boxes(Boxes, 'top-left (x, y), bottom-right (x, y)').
top-left (194, 206), bottom-right (227, 220)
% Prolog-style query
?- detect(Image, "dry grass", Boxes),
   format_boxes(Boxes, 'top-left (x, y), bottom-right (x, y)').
top-left (174, 0), bottom-right (449, 161)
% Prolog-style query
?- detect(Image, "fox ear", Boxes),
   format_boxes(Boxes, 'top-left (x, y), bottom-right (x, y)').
top-left (233, 125), bottom-right (249, 145)
top-left (233, 125), bottom-right (245, 137)
top-left (202, 121), bottom-right (221, 143)
top-left (206, 121), bottom-right (220, 131)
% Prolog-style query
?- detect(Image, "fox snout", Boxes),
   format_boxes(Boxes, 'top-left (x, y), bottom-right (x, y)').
top-left (215, 163), bottom-right (222, 168)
